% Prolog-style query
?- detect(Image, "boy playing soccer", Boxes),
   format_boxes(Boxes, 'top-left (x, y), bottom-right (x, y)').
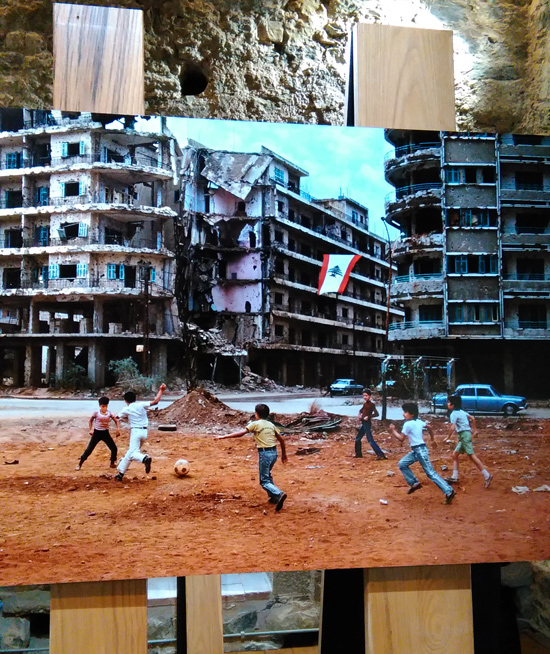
top-left (355, 388), bottom-right (386, 459)
top-left (217, 403), bottom-right (288, 511)
top-left (445, 394), bottom-right (493, 488)
top-left (76, 396), bottom-right (120, 470)
top-left (114, 383), bottom-right (166, 481)
top-left (389, 402), bottom-right (455, 504)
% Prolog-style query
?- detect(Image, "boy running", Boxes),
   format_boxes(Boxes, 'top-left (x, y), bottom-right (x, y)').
top-left (114, 383), bottom-right (166, 481)
top-left (389, 402), bottom-right (455, 504)
top-left (217, 403), bottom-right (288, 511)
top-left (445, 394), bottom-right (493, 488)
top-left (76, 396), bottom-right (120, 470)
top-left (355, 388), bottom-right (386, 459)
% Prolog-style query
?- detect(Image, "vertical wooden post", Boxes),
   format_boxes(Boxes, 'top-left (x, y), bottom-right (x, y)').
top-left (185, 574), bottom-right (224, 654)
top-left (50, 580), bottom-right (148, 654)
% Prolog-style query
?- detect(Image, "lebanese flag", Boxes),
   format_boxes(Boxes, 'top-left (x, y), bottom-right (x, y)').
top-left (318, 254), bottom-right (361, 295)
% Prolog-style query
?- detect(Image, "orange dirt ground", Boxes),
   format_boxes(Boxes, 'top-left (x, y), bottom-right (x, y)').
top-left (1, 393), bottom-right (550, 586)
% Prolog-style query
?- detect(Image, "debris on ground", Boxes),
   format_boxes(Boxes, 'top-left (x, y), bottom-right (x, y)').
top-left (156, 388), bottom-right (249, 427)
top-left (534, 485), bottom-right (550, 492)
top-left (511, 486), bottom-right (530, 494)
top-left (295, 447), bottom-right (322, 456)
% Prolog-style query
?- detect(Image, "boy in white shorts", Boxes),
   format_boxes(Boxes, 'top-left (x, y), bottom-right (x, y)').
top-left (114, 383), bottom-right (166, 481)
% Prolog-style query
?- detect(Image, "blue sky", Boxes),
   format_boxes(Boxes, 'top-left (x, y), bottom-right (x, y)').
top-left (138, 116), bottom-right (396, 238)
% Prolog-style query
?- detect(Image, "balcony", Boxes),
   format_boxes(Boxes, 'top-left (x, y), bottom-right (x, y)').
top-left (393, 232), bottom-right (444, 256)
top-left (388, 320), bottom-right (445, 340)
top-left (0, 152), bottom-right (170, 172)
top-left (504, 321), bottom-right (550, 339)
top-left (391, 273), bottom-right (444, 298)
top-left (384, 143), bottom-right (441, 177)
top-left (0, 236), bottom-right (169, 252)
top-left (502, 273), bottom-right (550, 294)
top-left (385, 184), bottom-right (442, 215)
top-left (1, 278), bottom-right (172, 296)
top-left (500, 183), bottom-right (550, 205)
top-left (501, 231), bottom-right (550, 247)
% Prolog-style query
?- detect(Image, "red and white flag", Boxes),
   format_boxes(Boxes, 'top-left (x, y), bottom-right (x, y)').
top-left (318, 254), bottom-right (361, 295)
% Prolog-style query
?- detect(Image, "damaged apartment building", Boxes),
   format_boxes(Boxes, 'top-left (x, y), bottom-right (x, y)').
top-left (384, 129), bottom-right (550, 397)
top-left (0, 109), bottom-right (179, 387)
top-left (178, 140), bottom-right (402, 386)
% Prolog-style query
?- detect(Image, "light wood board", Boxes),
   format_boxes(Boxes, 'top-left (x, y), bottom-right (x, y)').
top-left (364, 565), bottom-right (474, 654)
top-left (50, 579), bottom-right (147, 654)
top-left (186, 574), bottom-right (224, 654)
top-left (352, 23), bottom-right (456, 130)
top-left (53, 3), bottom-right (145, 114)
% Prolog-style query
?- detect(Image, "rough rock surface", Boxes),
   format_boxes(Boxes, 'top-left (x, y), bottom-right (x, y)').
top-left (0, 0), bottom-right (549, 133)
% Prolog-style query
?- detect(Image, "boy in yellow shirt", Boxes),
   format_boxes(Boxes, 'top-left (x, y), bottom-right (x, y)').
top-left (217, 403), bottom-right (288, 511)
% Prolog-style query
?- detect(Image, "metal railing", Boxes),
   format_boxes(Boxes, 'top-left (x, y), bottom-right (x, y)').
top-left (503, 273), bottom-right (550, 281)
top-left (384, 142), bottom-right (441, 162)
top-left (0, 152), bottom-right (167, 171)
top-left (385, 183), bottom-right (442, 204)
top-left (0, 195), bottom-right (166, 211)
top-left (13, 278), bottom-right (171, 293)
top-left (393, 273), bottom-right (443, 283)
top-left (501, 183), bottom-right (550, 193)
top-left (513, 321), bottom-right (548, 329)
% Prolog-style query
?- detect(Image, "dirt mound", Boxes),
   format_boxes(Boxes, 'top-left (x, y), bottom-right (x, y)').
top-left (156, 388), bottom-right (250, 427)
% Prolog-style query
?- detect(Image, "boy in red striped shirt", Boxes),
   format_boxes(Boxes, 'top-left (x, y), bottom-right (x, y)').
top-left (76, 396), bottom-right (120, 470)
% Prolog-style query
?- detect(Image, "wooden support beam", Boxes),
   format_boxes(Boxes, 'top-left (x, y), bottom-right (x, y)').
top-left (351, 23), bottom-right (456, 130)
top-left (364, 565), bottom-right (474, 654)
top-left (185, 574), bottom-right (224, 654)
top-left (50, 579), bottom-right (147, 654)
top-left (53, 2), bottom-right (145, 115)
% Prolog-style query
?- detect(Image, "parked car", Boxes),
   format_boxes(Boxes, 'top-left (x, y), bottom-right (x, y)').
top-left (329, 379), bottom-right (364, 397)
top-left (431, 384), bottom-right (527, 416)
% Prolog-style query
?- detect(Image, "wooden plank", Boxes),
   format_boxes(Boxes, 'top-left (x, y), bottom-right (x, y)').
top-left (50, 579), bottom-right (147, 654)
top-left (352, 23), bottom-right (456, 130)
top-left (53, 3), bottom-right (144, 114)
top-left (364, 564), bottom-right (474, 654)
top-left (186, 574), bottom-right (224, 654)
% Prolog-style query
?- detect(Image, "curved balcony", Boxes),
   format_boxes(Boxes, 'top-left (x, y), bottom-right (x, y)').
top-left (391, 273), bottom-right (444, 298)
top-left (385, 184), bottom-right (442, 217)
top-left (392, 232), bottom-right (444, 257)
top-left (388, 320), bottom-right (445, 341)
top-left (384, 143), bottom-right (441, 181)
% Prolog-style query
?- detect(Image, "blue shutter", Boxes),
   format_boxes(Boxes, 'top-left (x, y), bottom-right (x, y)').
top-left (107, 263), bottom-right (117, 279)
top-left (150, 268), bottom-right (156, 282)
top-left (478, 256), bottom-right (486, 273)
top-left (48, 264), bottom-right (59, 279)
top-left (76, 263), bottom-right (87, 278)
top-left (61, 143), bottom-right (68, 158)
top-left (102, 146), bottom-right (108, 163)
top-left (119, 264), bottom-right (125, 280)
top-left (79, 141), bottom-right (85, 155)
top-left (78, 223), bottom-right (88, 237)
top-left (78, 180), bottom-right (85, 196)
top-left (61, 182), bottom-right (66, 197)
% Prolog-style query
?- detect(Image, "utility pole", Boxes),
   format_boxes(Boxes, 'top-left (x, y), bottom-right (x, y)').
top-left (142, 265), bottom-right (150, 376)
top-left (381, 217), bottom-right (394, 419)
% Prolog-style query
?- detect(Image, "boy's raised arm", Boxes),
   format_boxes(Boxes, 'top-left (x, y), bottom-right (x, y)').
top-left (217, 428), bottom-right (248, 440)
top-left (150, 383), bottom-right (167, 407)
top-left (388, 423), bottom-right (405, 443)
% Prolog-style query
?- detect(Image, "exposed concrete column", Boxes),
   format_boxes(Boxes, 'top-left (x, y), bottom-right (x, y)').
top-left (88, 340), bottom-right (105, 389)
top-left (28, 299), bottom-right (40, 334)
top-left (279, 354), bottom-right (288, 386)
top-left (151, 342), bottom-right (167, 379)
top-left (503, 344), bottom-right (514, 394)
top-left (259, 357), bottom-right (267, 379)
top-left (93, 297), bottom-right (104, 334)
top-left (300, 355), bottom-right (306, 386)
top-left (12, 347), bottom-right (24, 386)
top-left (24, 344), bottom-right (41, 386)
top-left (55, 343), bottom-right (66, 383)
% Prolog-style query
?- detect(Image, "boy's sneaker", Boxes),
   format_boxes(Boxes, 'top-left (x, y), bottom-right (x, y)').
top-left (445, 490), bottom-right (456, 505)
top-left (143, 455), bottom-right (152, 474)
top-left (75, 464), bottom-right (81, 471)
top-left (376, 454), bottom-right (388, 460)
top-left (114, 473), bottom-right (124, 481)
top-left (445, 477), bottom-right (458, 484)
top-left (110, 463), bottom-right (117, 469)
top-left (407, 482), bottom-right (422, 495)
top-left (484, 474), bottom-right (493, 489)
top-left (268, 497), bottom-right (278, 504)
top-left (275, 492), bottom-right (287, 512)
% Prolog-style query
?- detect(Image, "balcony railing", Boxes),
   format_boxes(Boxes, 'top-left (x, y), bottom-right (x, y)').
top-left (0, 194), bottom-right (165, 211)
top-left (503, 273), bottom-right (550, 281)
top-left (9, 279), bottom-right (171, 293)
top-left (0, 152), bottom-right (167, 171)
top-left (385, 183), bottom-right (442, 204)
top-left (393, 273), bottom-right (443, 283)
top-left (0, 236), bottom-right (165, 250)
top-left (513, 321), bottom-right (548, 330)
top-left (384, 142), bottom-right (441, 162)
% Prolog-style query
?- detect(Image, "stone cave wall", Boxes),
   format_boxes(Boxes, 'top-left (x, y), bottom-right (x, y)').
top-left (0, 0), bottom-right (549, 134)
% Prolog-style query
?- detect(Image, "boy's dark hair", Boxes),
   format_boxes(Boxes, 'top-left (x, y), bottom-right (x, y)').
top-left (363, 388), bottom-right (372, 395)
top-left (255, 403), bottom-right (270, 419)
top-left (98, 396), bottom-right (110, 405)
top-left (402, 402), bottom-right (419, 419)
top-left (124, 391), bottom-right (137, 404)
top-left (448, 394), bottom-right (462, 410)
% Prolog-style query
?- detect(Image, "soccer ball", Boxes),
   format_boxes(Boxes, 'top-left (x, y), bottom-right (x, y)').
top-left (174, 459), bottom-right (191, 477)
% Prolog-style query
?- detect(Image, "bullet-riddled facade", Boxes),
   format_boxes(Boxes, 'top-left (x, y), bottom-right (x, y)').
top-left (0, 109), bottom-right (179, 388)
top-left (178, 141), bottom-right (403, 387)
top-left (385, 130), bottom-right (550, 397)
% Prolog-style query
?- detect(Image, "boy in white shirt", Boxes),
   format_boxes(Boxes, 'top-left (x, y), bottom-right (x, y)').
top-left (114, 383), bottom-right (166, 481)
top-left (389, 402), bottom-right (455, 504)
top-left (445, 394), bottom-right (493, 488)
